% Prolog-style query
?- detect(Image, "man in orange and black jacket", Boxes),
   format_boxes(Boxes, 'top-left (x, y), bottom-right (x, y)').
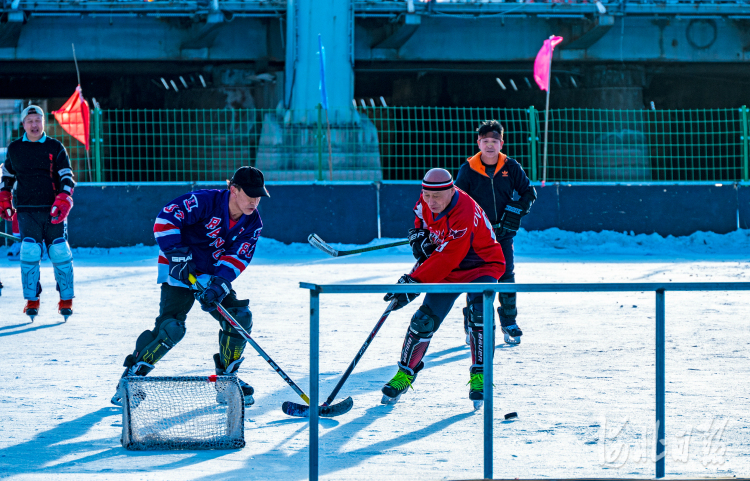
top-left (455, 120), bottom-right (536, 345)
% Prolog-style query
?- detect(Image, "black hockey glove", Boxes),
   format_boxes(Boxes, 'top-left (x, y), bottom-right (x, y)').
top-left (198, 277), bottom-right (232, 312)
top-left (408, 228), bottom-right (436, 263)
top-left (498, 201), bottom-right (524, 236)
top-left (165, 247), bottom-right (197, 285)
top-left (383, 274), bottom-right (420, 311)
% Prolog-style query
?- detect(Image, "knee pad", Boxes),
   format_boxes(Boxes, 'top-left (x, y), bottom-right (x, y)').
top-left (409, 305), bottom-right (441, 338)
top-left (221, 306), bottom-right (253, 333)
top-left (20, 238), bottom-right (42, 262)
top-left (48, 238), bottom-right (74, 300)
top-left (128, 318), bottom-right (186, 367)
top-left (20, 238), bottom-right (42, 300)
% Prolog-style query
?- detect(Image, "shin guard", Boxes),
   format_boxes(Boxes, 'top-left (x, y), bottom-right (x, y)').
top-left (48, 238), bottom-right (74, 300)
top-left (124, 318), bottom-right (186, 369)
top-left (468, 299), bottom-right (496, 374)
top-left (217, 304), bottom-right (252, 368)
top-left (20, 238), bottom-right (42, 300)
top-left (397, 306), bottom-right (440, 375)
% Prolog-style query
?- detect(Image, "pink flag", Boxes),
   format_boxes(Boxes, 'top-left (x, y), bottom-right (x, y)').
top-left (533, 36), bottom-right (563, 91)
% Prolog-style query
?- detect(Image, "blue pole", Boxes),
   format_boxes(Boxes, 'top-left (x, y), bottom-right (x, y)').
top-left (655, 288), bottom-right (665, 478)
top-left (483, 289), bottom-right (494, 479)
top-left (310, 289), bottom-right (320, 481)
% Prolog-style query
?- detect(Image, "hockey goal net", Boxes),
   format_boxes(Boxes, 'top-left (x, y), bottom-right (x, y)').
top-left (121, 375), bottom-right (245, 450)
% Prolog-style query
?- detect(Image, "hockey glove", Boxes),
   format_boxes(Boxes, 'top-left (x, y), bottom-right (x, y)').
top-left (498, 201), bottom-right (524, 236)
top-left (198, 276), bottom-right (231, 312)
top-left (50, 193), bottom-right (74, 224)
top-left (0, 191), bottom-right (14, 221)
top-left (408, 228), bottom-right (436, 263)
top-left (383, 274), bottom-right (420, 311)
top-left (165, 247), bottom-right (197, 285)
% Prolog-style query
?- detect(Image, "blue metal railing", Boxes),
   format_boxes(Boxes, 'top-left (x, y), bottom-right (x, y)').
top-left (300, 281), bottom-right (750, 480)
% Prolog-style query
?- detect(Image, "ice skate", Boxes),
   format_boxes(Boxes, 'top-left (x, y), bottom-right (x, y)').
top-left (58, 299), bottom-right (73, 321)
top-left (111, 361), bottom-right (154, 407)
top-left (23, 299), bottom-right (40, 321)
top-left (469, 373), bottom-right (484, 410)
top-left (214, 354), bottom-right (254, 406)
top-left (381, 362), bottom-right (422, 405)
top-left (501, 324), bottom-right (522, 345)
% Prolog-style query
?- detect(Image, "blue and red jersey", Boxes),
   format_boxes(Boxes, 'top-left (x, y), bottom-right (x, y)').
top-left (411, 188), bottom-right (505, 284)
top-left (153, 189), bottom-right (262, 287)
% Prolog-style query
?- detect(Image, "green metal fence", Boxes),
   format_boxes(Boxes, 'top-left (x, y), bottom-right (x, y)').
top-left (1, 107), bottom-right (748, 183)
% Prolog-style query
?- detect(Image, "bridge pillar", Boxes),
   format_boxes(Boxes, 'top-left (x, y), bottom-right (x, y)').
top-left (576, 65), bottom-right (651, 181)
top-left (256, 0), bottom-right (381, 181)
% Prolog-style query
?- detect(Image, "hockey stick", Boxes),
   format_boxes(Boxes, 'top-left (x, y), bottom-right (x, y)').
top-left (0, 231), bottom-right (21, 242)
top-left (308, 233), bottom-right (408, 257)
top-left (282, 298), bottom-right (398, 417)
top-left (189, 274), bottom-right (353, 418)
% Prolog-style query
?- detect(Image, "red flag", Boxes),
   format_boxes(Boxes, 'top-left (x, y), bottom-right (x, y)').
top-left (53, 85), bottom-right (90, 151)
top-left (533, 36), bottom-right (563, 91)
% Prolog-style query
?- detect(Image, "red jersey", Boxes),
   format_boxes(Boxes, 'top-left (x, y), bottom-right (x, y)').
top-left (410, 188), bottom-right (505, 283)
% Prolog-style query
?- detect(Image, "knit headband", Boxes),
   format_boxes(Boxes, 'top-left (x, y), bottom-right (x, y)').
top-left (422, 176), bottom-right (454, 191)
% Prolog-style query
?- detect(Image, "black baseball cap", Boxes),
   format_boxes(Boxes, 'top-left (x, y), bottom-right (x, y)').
top-left (231, 166), bottom-right (270, 198)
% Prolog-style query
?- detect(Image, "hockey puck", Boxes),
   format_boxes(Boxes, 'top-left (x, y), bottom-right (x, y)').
top-left (504, 412), bottom-right (518, 420)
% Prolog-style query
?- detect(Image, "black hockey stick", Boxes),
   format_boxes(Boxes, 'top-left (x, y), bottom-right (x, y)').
top-left (282, 298), bottom-right (399, 418)
top-left (308, 233), bottom-right (409, 257)
top-left (189, 275), bottom-right (353, 418)
top-left (0, 231), bottom-right (21, 242)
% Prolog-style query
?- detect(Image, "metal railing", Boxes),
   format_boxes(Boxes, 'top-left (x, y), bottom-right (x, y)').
top-left (2, 106), bottom-right (749, 183)
top-left (300, 281), bottom-right (750, 480)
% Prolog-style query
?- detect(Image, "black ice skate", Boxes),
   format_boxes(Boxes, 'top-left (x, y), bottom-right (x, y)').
top-left (111, 361), bottom-right (154, 407)
top-left (214, 353), bottom-right (254, 406)
top-left (469, 373), bottom-right (484, 410)
top-left (499, 307), bottom-right (522, 345)
top-left (381, 362), bottom-right (423, 405)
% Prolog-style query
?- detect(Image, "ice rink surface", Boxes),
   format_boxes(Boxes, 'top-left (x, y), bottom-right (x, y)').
top-left (1, 228), bottom-right (749, 480)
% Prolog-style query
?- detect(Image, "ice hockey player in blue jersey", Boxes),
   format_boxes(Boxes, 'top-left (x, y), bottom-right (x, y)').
top-left (111, 166), bottom-right (270, 407)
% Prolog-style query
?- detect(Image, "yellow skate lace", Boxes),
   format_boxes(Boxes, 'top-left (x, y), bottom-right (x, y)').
top-left (387, 370), bottom-right (415, 391)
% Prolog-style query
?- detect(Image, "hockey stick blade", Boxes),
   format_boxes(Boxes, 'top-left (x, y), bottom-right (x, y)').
top-left (308, 233), bottom-right (340, 257)
top-left (308, 233), bottom-right (409, 258)
top-left (281, 396), bottom-right (354, 418)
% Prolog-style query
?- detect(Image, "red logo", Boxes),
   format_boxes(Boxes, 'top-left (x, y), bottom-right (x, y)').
top-left (205, 217), bottom-right (221, 230)
top-left (49, 154), bottom-right (53, 161)
top-left (501, 170), bottom-right (509, 177)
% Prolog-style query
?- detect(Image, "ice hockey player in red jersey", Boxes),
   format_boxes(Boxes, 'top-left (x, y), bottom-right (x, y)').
top-left (381, 168), bottom-right (506, 409)
top-left (111, 166), bottom-right (270, 407)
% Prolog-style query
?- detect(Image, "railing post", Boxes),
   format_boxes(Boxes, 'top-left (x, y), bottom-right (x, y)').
top-left (742, 106), bottom-right (749, 182)
top-left (482, 289), bottom-right (494, 479)
top-left (310, 288), bottom-right (320, 481)
top-left (528, 106), bottom-right (538, 182)
top-left (94, 107), bottom-right (102, 182)
top-left (655, 288), bottom-right (666, 478)
top-left (317, 104), bottom-right (323, 182)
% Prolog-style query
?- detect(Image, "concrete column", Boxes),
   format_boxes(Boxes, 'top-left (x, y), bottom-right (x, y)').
top-left (258, 0), bottom-right (381, 181)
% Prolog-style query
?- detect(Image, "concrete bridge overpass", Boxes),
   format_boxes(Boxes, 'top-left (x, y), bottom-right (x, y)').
top-left (1, 0), bottom-right (749, 109)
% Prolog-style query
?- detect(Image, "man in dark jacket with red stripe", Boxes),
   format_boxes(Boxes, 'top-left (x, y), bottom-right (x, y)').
top-left (455, 120), bottom-right (537, 345)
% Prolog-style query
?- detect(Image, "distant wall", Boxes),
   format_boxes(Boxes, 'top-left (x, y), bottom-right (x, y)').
top-left (11, 181), bottom-right (744, 248)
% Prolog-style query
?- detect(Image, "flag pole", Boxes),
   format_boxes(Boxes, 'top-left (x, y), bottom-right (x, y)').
top-left (72, 43), bottom-right (94, 183)
top-left (324, 110), bottom-right (333, 181)
top-left (541, 37), bottom-right (552, 187)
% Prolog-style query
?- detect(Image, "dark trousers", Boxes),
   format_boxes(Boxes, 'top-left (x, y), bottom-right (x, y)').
top-left (17, 211), bottom-right (67, 246)
top-left (497, 235), bottom-right (518, 326)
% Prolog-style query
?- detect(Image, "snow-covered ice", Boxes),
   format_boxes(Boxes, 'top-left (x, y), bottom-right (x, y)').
top-left (0, 228), bottom-right (749, 480)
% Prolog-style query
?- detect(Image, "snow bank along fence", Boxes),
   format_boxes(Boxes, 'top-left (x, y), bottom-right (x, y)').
top-left (1, 181), bottom-right (748, 248)
top-left (300, 281), bottom-right (750, 481)
top-left (1, 106), bottom-right (749, 183)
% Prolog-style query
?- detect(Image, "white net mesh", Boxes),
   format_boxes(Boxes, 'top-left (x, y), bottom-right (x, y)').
top-left (121, 376), bottom-right (245, 451)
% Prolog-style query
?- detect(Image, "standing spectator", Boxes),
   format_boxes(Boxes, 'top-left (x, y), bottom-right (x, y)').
top-left (455, 120), bottom-right (536, 345)
top-left (0, 105), bottom-right (76, 320)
